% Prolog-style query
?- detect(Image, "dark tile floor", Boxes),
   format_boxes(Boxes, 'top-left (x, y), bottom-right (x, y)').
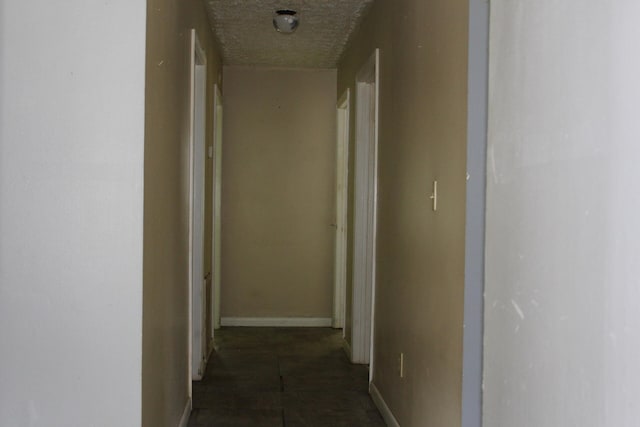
top-left (188, 327), bottom-right (386, 427)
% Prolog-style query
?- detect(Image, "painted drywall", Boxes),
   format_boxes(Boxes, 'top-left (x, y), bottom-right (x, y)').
top-left (142, 0), bottom-right (222, 425)
top-left (338, 0), bottom-right (469, 425)
top-left (221, 66), bottom-right (337, 319)
top-left (0, 1), bottom-right (146, 426)
top-left (485, 1), bottom-right (640, 426)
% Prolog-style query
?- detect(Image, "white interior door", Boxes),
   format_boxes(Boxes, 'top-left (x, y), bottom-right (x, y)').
top-left (212, 84), bottom-right (223, 332)
top-left (351, 49), bottom-right (379, 366)
top-left (189, 29), bottom-right (207, 381)
top-left (333, 89), bottom-right (350, 329)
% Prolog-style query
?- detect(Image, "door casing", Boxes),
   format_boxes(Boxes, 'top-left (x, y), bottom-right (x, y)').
top-left (351, 49), bottom-right (380, 369)
top-left (188, 28), bottom-right (207, 386)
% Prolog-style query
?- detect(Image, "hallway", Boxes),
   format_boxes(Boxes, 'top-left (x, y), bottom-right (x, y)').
top-left (7, 1), bottom-right (640, 426)
top-left (188, 328), bottom-right (386, 427)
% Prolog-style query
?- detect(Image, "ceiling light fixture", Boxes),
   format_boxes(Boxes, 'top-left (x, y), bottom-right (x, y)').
top-left (273, 9), bottom-right (299, 34)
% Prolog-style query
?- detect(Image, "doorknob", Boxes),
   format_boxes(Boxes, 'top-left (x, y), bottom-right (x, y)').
top-left (330, 223), bottom-right (337, 228)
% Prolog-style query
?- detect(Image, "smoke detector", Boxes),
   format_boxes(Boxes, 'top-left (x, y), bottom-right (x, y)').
top-left (273, 9), bottom-right (299, 34)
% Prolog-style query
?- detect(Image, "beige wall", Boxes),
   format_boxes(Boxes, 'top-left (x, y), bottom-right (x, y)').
top-left (338, 0), bottom-right (469, 425)
top-left (142, 1), bottom-right (222, 425)
top-left (221, 67), bottom-right (337, 319)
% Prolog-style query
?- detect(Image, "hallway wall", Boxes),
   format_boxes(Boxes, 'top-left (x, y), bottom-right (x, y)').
top-left (485, 1), bottom-right (640, 425)
top-left (338, 0), bottom-right (469, 425)
top-left (0, 1), bottom-right (146, 426)
top-left (142, 0), bottom-right (222, 426)
top-left (221, 67), bottom-right (336, 321)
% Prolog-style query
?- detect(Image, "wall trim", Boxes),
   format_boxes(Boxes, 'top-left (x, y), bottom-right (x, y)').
top-left (178, 397), bottom-right (192, 427)
top-left (220, 317), bottom-right (332, 327)
top-left (370, 382), bottom-right (400, 427)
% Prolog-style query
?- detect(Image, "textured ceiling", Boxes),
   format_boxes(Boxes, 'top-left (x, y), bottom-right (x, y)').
top-left (204, 0), bottom-right (374, 68)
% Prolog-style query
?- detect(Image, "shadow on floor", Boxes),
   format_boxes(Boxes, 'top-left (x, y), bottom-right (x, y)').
top-left (188, 327), bottom-right (386, 427)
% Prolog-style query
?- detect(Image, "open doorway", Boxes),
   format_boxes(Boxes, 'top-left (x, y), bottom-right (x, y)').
top-left (188, 28), bottom-right (207, 382)
top-left (350, 49), bottom-right (380, 366)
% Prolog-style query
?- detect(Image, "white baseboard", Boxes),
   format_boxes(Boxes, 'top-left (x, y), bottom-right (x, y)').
top-left (207, 338), bottom-right (214, 359)
top-left (220, 317), bottom-right (332, 327)
top-left (178, 397), bottom-right (192, 427)
top-left (370, 382), bottom-right (400, 427)
top-left (192, 356), bottom-right (206, 381)
top-left (342, 337), bottom-right (352, 360)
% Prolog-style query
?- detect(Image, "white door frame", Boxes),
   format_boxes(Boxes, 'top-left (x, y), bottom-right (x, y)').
top-left (351, 49), bottom-right (379, 366)
top-left (333, 89), bottom-right (350, 329)
top-left (188, 28), bottom-right (207, 383)
top-left (211, 83), bottom-right (223, 332)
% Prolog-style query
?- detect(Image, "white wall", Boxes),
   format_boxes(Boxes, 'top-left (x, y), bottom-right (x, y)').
top-left (0, 1), bottom-right (146, 426)
top-left (485, 1), bottom-right (640, 426)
